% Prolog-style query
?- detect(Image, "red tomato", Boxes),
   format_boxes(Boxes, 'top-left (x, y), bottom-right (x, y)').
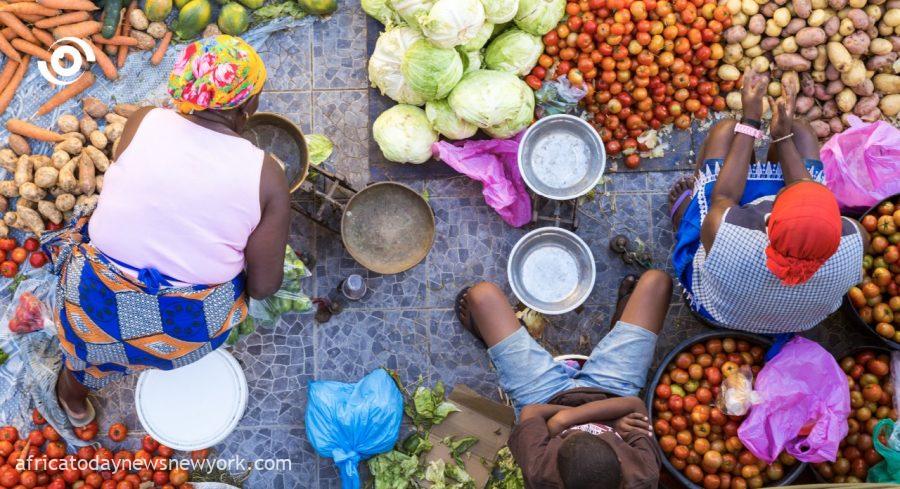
top-left (28, 252), bottom-right (47, 269)
top-left (10, 247), bottom-right (26, 264)
top-left (23, 238), bottom-right (39, 252)
top-left (32, 408), bottom-right (46, 425)
top-left (0, 260), bottom-right (17, 278)
top-left (0, 238), bottom-right (16, 252)
top-left (108, 423), bottom-right (128, 443)
top-left (141, 436), bottom-right (160, 454)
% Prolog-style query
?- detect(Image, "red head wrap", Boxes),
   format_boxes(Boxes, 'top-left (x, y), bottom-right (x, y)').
top-left (765, 181), bottom-right (842, 286)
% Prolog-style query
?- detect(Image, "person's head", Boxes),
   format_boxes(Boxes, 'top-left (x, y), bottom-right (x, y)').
top-left (557, 431), bottom-right (622, 489)
top-left (167, 35), bottom-right (267, 131)
top-left (766, 181), bottom-right (842, 286)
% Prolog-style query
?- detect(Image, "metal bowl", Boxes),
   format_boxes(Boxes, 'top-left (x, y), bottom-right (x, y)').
top-left (508, 227), bottom-right (595, 315)
top-left (518, 114), bottom-right (606, 201)
top-left (341, 182), bottom-right (435, 275)
top-left (241, 112), bottom-right (310, 193)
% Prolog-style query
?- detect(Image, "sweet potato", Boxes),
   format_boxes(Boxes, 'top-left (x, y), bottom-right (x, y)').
top-left (128, 7), bottom-right (147, 30)
top-left (56, 114), bottom-right (79, 133)
top-left (37, 200), bottom-right (62, 224)
top-left (131, 30), bottom-right (154, 50)
top-left (54, 138), bottom-right (82, 155)
top-left (88, 130), bottom-right (106, 149)
top-left (77, 152), bottom-right (94, 195)
top-left (79, 115), bottom-right (97, 137)
top-left (822, 99), bottom-right (838, 117)
top-left (34, 166), bottom-right (57, 188)
top-left (105, 113), bottom-right (126, 125)
top-left (7, 134), bottom-right (29, 156)
top-left (104, 122), bottom-right (123, 142)
top-left (83, 145), bottom-right (108, 172)
top-left (95, 173), bottom-right (103, 192)
top-left (796, 27), bottom-right (826, 47)
top-left (57, 160), bottom-right (77, 193)
top-left (50, 150), bottom-right (69, 169)
top-left (775, 53), bottom-right (812, 70)
top-left (81, 97), bottom-right (108, 118)
top-left (19, 182), bottom-right (45, 201)
top-left (29, 155), bottom-right (51, 170)
top-left (806, 105), bottom-right (823, 120)
top-left (55, 193), bottom-right (74, 212)
top-left (828, 117), bottom-right (844, 133)
top-left (15, 206), bottom-right (44, 235)
top-left (0, 181), bottom-right (18, 198)
top-left (0, 149), bottom-right (15, 172)
top-left (13, 155), bottom-right (30, 186)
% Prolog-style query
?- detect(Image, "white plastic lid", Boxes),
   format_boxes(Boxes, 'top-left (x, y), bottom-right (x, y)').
top-left (135, 349), bottom-right (248, 451)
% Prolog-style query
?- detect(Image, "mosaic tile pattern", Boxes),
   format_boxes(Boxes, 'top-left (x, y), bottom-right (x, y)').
top-left (86, 3), bottom-right (868, 486)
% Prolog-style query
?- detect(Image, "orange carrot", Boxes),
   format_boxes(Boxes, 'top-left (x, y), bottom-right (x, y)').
top-left (0, 55), bottom-right (28, 115)
top-left (17, 13), bottom-right (44, 22)
top-left (11, 38), bottom-right (50, 61)
top-left (50, 19), bottom-right (99, 39)
top-left (31, 26), bottom-right (52, 47)
top-left (87, 40), bottom-right (116, 79)
top-left (91, 34), bottom-right (135, 46)
top-left (7, 0), bottom-right (37, 3)
top-left (150, 30), bottom-right (170, 66)
top-left (0, 27), bottom-right (13, 39)
top-left (0, 3), bottom-right (59, 16)
top-left (0, 12), bottom-right (38, 42)
top-left (6, 119), bottom-right (64, 142)
top-left (34, 10), bottom-right (88, 28)
top-left (0, 31), bottom-right (19, 61)
top-left (116, 0), bottom-right (134, 68)
top-left (35, 70), bottom-right (93, 115)
top-left (37, 0), bottom-right (97, 10)
top-left (0, 59), bottom-right (18, 92)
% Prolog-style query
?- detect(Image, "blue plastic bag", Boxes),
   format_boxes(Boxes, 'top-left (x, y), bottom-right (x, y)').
top-left (305, 369), bottom-right (403, 488)
top-left (738, 337), bottom-right (850, 463)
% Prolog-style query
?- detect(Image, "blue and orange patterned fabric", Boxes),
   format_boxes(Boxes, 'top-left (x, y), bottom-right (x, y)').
top-left (45, 217), bottom-right (248, 390)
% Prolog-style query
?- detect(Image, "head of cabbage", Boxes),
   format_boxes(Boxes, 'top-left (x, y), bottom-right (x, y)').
top-left (426, 99), bottom-right (477, 140)
top-left (461, 21), bottom-right (494, 51)
top-left (373, 104), bottom-right (438, 164)
top-left (362, 0), bottom-right (402, 25)
top-left (369, 27), bottom-right (427, 106)
top-left (479, 0), bottom-right (518, 23)
top-left (514, 0), bottom-right (565, 35)
top-left (461, 49), bottom-right (482, 73)
top-left (419, 0), bottom-right (486, 48)
top-left (484, 28), bottom-right (543, 76)
top-left (388, 0), bottom-right (434, 29)
top-left (401, 39), bottom-right (464, 101)
top-left (448, 69), bottom-right (535, 138)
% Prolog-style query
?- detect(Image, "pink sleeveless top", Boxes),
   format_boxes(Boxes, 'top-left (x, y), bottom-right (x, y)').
top-left (89, 108), bottom-right (264, 285)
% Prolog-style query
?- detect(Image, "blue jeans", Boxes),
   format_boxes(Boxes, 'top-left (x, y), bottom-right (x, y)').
top-left (489, 322), bottom-right (658, 417)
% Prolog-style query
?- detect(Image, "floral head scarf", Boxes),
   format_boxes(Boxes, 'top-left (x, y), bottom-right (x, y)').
top-left (167, 35), bottom-right (267, 114)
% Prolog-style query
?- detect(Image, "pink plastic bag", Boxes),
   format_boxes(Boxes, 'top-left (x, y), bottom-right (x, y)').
top-left (738, 337), bottom-right (850, 463)
top-left (432, 134), bottom-right (532, 228)
top-left (821, 116), bottom-right (900, 211)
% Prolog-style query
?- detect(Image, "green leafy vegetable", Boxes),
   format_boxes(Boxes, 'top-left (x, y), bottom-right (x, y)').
top-left (368, 450), bottom-right (419, 489)
top-left (486, 447), bottom-right (525, 489)
top-left (402, 433), bottom-right (433, 456)
top-left (306, 134), bottom-right (334, 166)
top-left (253, 0), bottom-right (307, 20)
top-left (442, 435), bottom-right (479, 460)
top-left (0, 348), bottom-right (8, 365)
top-left (411, 381), bottom-right (460, 428)
top-left (424, 459), bottom-right (475, 489)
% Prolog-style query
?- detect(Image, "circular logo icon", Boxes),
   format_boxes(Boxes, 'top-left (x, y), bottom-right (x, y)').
top-left (38, 37), bottom-right (96, 85)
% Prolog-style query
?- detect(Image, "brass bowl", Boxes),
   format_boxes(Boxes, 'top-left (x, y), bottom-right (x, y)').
top-left (341, 182), bottom-right (435, 275)
top-left (241, 112), bottom-right (310, 193)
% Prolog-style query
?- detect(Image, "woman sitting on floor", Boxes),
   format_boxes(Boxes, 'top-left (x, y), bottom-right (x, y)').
top-left (668, 66), bottom-right (867, 334)
top-left (50, 35), bottom-right (290, 427)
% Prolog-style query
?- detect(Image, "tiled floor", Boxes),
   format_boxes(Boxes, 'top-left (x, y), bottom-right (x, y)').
top-left (92, 3), bottom-right (883, 487)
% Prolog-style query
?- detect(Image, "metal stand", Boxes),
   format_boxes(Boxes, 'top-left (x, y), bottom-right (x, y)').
top-left (291, 166), bottom-right (357, 234)
top-left (530, 193), bottom-right (579, 231)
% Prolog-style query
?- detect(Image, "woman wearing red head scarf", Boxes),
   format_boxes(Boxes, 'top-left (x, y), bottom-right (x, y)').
top-left (667, 66), bottom-right (867, 333)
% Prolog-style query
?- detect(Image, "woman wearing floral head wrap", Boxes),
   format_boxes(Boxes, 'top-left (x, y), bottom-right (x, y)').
top-left (51, 35), bottom-right (290, 427)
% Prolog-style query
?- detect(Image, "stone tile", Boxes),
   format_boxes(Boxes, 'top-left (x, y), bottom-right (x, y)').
top-left (427, 309), bottom-right (500, 402)
top-left (649, 192), bottom-right (677, 275)
top-left (229, 313), bottom-right (315, 427)
top-left (312, 3), bottom-right (368, 89)
top-left (605, 172), bottom-right (646, 193)
top-left (425, 196), bottom-right (527, 308)
top-left (94, 376), bottom-right (142, 438)
top-left (646, 170), bottom-right (693, 193)
top-left (315, 309), bottom-right (431, 386)
top-left (259, 91), bottom-right (313, 134)
top-left (426, 176), bottom-right (483, 199)
top-left (312, 90), bottom-right (370, 189)
top-left (258, 25), bottom-right (312, 91)
top-left (215, 426), bottom-right (318, 488)
top-left (539, 303), bottom-right (617, 358)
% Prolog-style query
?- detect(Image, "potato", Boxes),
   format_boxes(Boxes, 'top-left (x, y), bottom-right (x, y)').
top-left (34, 166), bottom-right (58, 189)
top-left (75, 195), bottom-right (98, 213)
top-left (83, 146), bottom-right (110, 172)
top-left (880, 93), bottom-right (900, 115)
top-left (79, 115), bottom-right (97, 138)
top-left (771, 6), bottom-right (791, 26)
top-left (885, 8), bottom-right (900, 26)
top-left (800, 46), bottom-right (819, 59)
top-left (55, 138), bottom-right (83, 156)
top-left (830, 0), bottom-right (848, 8)
top-left (28, 155), bottom-right (51, 170)
top-left (737, 56), bottom-right (752, 69)
top-left (866, 52), bottom-right (898, 70)
top-left (7, 134), bottom-right (29, 156)
top-left (853, 94), bottom-right (881, 114)
top-left (719, 64), bottom-right (742, 80)
top-left (836, 88), bottom-right (858, 111)
top-left (55, 193), bottom-right (75, 212)
top-left (841, 59), bottom-right (867, 86)
top-left (765, 19), bottom-right (783, 36)
top-left (61, 131), bottom-right (85, 143)
top-left (762, 2), bottom-right (778, 15)
top-left (50, 150), bottom-right (70, 171)
top-left (727, 0), bottom-right (742, 13)
top-left (823, 15), bottom-right (840, 36)
top-left (57, 114), bottom-right (79, 134)
top-left (0, 181), bottom-right (18, 198)
top-left (822, 99), bottom-right (839, 117)
top-left (0, 196), bottom-right (7, 214)
top-left (797, 95), bottom-right (816, 113)
top-left (829, 117), bottom-right (844, 133)
top-left (875, 73), bottom-right (900, 93)
top-left (734, 11), bottom-right (749, 24)
top-left (775, 53), bottom-right (813, 70)
top-left (745, 45), bottom-right (764, 57)
top-left (113, 103), bottom-right (139, 118)
top-left (807, 9), bottom-right (829, 26)
top-left (827, 41), bottom-right (853, 71)
top-left (105, 113), bottom-right (127, 126)
top-left (866, 4), bottom-right (884, 19)
top-left (751, 56), bottom-right (771, 72)
top-left (58, 161), bottom-right (78, 194)
top-left (814, 46), bottom-right (829, 70)
top-left (147, 21), bottom-right (167, 39)
top-left (16, 207), bottom-right (43, 235)
top-left (768, 81), bottom-right (783, 96)
top-left (815, 82), bottom-right (831, 99)
top-left (82, 97), bottom-right (108, 119)
top-left (843, 31), bottom-right (871, 55)
top-left (725, 25), bottom-right (748, 44)
top-left (740, 33), bottom-right (762, 48)
top-left (827, 79), bottom-right (846, 94)
top-left (852, 78), bottom-right (875, 95)
top-left (95, 174), bottom-right (104, 193)
top-left (795, 0), bottom-right (813, 17)
top-left (742, 0), bottom-right (760, 15)
top-left (89, 130), bottom-right (107, 150)
top-left (870, 37), bottom-right (893, 54)
top-left (784, 18), bottom-right (807, 35)
top-left (782, 36), bottom-right (799, 52)
top-left (838, 17), bottom-right (856, 35)
top-left (848, 0), bottom-right (865, 6)
top-left (0, 149), bottom-right (16, 173)
top-left (77, 153), bottom-right (95, 196)
top-left (104, 122), bottom-right (124, 143)
top-left (749, 14), bottom-right (766, 33)
top-left (801, 72), bottom-right (817, 95)
top-left (13, 155), bottom-right (30, 187)
top-left (825, 64), bottom-right (841, 81)
top-left (19, 180), bottom-right (46, 202)
top-left (129, 8), bottom-right (149, 30)
top-left (131, 31), bottom-right (155, 50)
top-left (726, 91), bottom-right (744, 109)
top-left (760, 36), bottom-right (781, 50)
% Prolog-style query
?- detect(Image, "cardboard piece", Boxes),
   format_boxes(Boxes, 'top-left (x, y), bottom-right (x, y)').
top-left (425, 385), bottom-right (516, 488)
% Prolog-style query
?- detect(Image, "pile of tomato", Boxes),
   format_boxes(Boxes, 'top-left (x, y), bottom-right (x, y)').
top-left (813, 350), bottom-right (896, 483)
top-left (848, 197), bottom-right (900, 343)
top-left (651, 337), bottom-right (799, 489)
top-left (530, 0), bottom-right (732, 168)
top-left (0, 237), bottom-right (48, 279)
top-left (0, 410), bottom-right (199, 488)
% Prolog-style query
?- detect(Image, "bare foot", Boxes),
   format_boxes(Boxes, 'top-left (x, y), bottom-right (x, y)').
top-left (56, 368), bottom-right (89, 418)
top-left (610, 275), bottom-right (638, 327)
top-left (669, 176), bottom-right (695, 233)
top-left (455, 282), bottom-right (520, 348)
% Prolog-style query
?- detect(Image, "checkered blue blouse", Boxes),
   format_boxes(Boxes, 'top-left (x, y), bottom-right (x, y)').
top-left (690, 196), bottom-right (864, 333)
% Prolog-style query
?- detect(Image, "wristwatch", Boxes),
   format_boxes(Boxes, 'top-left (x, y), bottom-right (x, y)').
top-left (740, 117), bottom-right (762, 129)
top-left (734, 123), bottom-right (765, 140)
